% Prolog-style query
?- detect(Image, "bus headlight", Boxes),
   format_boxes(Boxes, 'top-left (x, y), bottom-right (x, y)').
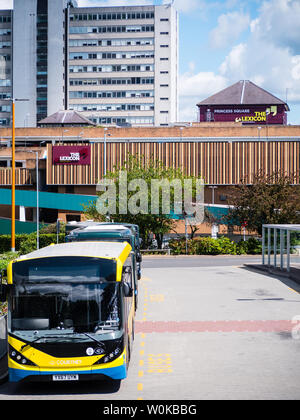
top-left (93, 347), bottom-right (122, 365)
top-left (9, 345), bottom-right (37, 366)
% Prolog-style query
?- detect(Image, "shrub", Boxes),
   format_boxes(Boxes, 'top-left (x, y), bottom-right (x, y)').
top-left (169, 236), bottom-right (260, 255)
top-left (239, 237), bottom-right (262, 254)
top-left (19, 233), bottom-right (65, 255)
top-left (0, 233), bottom-right (66, 255)
top-left (0, 252), bottom-right (19, 316)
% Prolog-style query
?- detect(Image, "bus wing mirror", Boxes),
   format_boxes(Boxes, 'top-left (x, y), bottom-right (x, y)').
top-left (123, 266), bottom-right (132, 275)
top-left (123, 282), bottom-right (133, 297)
top-left (137, 252), bottom-right (142, 263)
top-left (0, 283), bottom-right (7, 302)
top-left (0, 269), bottom-right (8, 302)
top-left (139, 238), bottom-right (142, 246)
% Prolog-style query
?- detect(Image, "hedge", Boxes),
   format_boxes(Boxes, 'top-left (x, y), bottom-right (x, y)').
top-left (168, 236), bottom-right (262, 255)
top-left (0, 233), bottom-right (65, 254)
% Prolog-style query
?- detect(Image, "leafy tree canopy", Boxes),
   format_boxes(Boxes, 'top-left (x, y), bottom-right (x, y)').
top-left (225, 171), bottom-right (300, 235)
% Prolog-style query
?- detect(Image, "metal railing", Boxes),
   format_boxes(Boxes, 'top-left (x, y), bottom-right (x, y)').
top-left (262, 224), bottom-right (300, 272)
top-left (0, 168), bottom-right (32, 185)
top-left (141, 249), bottom-right (171, 255)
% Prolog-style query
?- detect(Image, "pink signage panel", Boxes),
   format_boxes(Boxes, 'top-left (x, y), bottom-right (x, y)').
top-left (52, 146), bottom-right (91, 165)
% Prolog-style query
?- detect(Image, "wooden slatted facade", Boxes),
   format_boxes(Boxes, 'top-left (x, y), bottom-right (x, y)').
top-left (0, 168), bottom-right (32, 185)
top-left (46, 140), bottom-right (300, 186)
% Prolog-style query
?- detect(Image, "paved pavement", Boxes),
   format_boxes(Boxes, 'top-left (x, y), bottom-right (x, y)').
top-left (0, 256), bottom-right (300, 400)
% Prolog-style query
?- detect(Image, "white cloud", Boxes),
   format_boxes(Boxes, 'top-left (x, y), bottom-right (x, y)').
top-left (218, 31), bottom-right (300, 103)
top-left (77, 0), bottom-right (153, 6)
top-left (169, 0), bottom-right (200, 13)
top-left (78, 0), bottom-right (203, 12)
top-left (0, 0), bottom-right (12, 9)
top-left (178, 70), bottom-right (228, 121)
top-left (219, 43), bottom-right (247, 78)
top-left (179, 0), bottom-right (300, 122)
top-left (251, 0), bottom-right (300, 54)
top-left (210, 11), bottom-right (250, 48)
top-left (179, 70), bottom-right (227, 97)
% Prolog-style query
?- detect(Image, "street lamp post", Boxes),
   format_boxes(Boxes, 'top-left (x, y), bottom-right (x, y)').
top-left (208, 185), bottom-right (218, 205)
top-left (208, 185), bottom-right (218, 239)
top-left (10, 98), bottom-right (29, 252)
top-left (36, 151), bottom-right (39, 249)
top-left (104, 128), bottom-right (107, 177)
top-left (26, 149), bottom-right (40, 249)
top-left (103, 128), bottom-right (111, 177)
top-left (11, 100), bottom-right (16, 252)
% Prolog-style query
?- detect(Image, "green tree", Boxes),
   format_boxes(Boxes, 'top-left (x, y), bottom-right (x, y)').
top-left (226, 171), bottom-right (300, 235)
top-left (84, 154), bottom-right (203, 248)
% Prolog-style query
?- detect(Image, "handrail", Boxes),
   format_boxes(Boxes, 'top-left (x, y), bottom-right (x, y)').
top-left (0, 168), bottom-right (32, 185)
top-left (141, 249), bottom-right (171, 255)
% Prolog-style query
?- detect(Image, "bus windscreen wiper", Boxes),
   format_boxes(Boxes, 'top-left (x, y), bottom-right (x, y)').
top-left (20, 335), bottom-right (65, 351)
top-left (77, 332), bottom-right (106, 345)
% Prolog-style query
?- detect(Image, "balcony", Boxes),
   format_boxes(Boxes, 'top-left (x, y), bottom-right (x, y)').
top-left (0, 168), bottom-right (33, 186)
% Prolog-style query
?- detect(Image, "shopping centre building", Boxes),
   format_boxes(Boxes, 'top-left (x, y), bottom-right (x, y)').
top-left (0, 122), bottom-right (299, 234)
top-left (197, 80), bottom-right (289, 125)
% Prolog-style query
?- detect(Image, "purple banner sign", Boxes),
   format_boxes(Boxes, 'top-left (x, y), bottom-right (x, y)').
top-left (52, 146), bottom-right (91, 165)
top-left (199, 104), bottom-right (287, 125)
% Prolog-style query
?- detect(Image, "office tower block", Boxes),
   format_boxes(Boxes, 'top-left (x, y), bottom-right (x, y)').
top-left (68, 4), bottom-right (178, 126)
top-left (0, 9), bottom-right (12, 127)
top-left (12, 0), bottom-right (73, 127)
top-left (5, 2), bottom-right (178, 127)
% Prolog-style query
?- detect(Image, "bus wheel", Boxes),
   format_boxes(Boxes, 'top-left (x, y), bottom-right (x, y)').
top-left (132, 319), bottom-right (135, 341)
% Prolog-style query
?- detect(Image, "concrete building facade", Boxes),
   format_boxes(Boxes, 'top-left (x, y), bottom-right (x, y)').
top-left (12, 0), bottom-right (71, 128)
top-left (0, 123), bottom-right (300, 231)
top-left (0, 8), bottom-right (12, 127)
top-left (0, 1), bottom-right (178, 128)
top-left (68, 3), bottom-right (178, 127)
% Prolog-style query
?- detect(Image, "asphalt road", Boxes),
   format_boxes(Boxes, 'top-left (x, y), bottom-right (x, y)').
top-left (141, 254), bottom-right (262, 268)
top-left (0, 256), bottom-right (300, 401)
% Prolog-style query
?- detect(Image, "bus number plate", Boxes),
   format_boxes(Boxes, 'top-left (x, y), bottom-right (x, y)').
top-left (53, 374), bottom-right (79, 381)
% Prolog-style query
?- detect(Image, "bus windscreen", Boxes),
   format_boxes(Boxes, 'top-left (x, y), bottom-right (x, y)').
top-left (13, 257), bottom-right (117, 284)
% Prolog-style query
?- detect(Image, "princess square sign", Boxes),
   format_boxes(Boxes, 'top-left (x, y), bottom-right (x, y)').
top-left (52, 146), bottom-right (91, 165)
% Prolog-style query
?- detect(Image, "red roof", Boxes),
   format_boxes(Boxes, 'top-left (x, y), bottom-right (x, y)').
top-left (38, 110), bottom-right (96, 126)
top-left (197, 80), bottom-right (289, 110)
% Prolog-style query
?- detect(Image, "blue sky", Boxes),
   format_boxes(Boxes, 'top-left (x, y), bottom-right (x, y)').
top-left (1, 0), bottom-right (300, 124)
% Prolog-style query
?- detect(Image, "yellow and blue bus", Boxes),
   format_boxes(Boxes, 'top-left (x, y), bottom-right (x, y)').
top-left (0, 241), bottom-right (135, 383)
top-left (66, 224), bottom-right (141, 310)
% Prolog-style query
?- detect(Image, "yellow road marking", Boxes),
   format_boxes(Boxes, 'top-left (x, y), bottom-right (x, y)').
top-left (150, 294), bottom-right (165, 302)
top-left (141, 276), bottom-right (152, 282)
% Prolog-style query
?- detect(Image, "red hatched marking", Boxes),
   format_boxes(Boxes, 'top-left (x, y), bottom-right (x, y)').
top-left (135, 320), bottom-right (293, 333)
